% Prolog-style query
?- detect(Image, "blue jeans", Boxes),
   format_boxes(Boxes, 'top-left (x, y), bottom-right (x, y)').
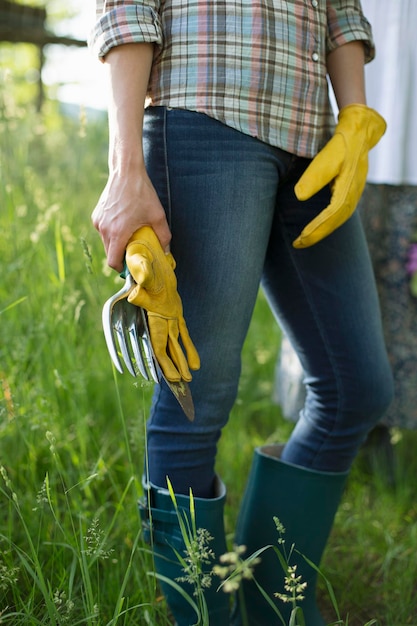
top-left (143, 107), bottom-right (393, 496)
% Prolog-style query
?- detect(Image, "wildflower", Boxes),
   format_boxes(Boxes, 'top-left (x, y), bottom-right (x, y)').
top-left (0, 466), bottom-right (19, 507)
top-left (406, 242), bottom-right (417, 275)
top-left (274, 564), bottom-right (307, 604)
top-left (213, 545), bottom-right (260, 594)
top-left (1, 376), bottom-right (15, 420)
top-left (176, 527), bottom-right (215, 593)
top-left (84, 517), bottom-right (114, 560)
top-left (273, 516), bottom-right (286, 545)
top-left (0, 558), bottom-right (19, 591)
top-left (53, 589), bottom-right (75, 623)
top-left (80, 237), bottom-right (94, 274)
top-left (46, 431), bottom-right (56, 454)
top-left (32, 475), bottom-right (49, 511)
top-left (30, 203), bottom-right (60, 244)
top-left (407, 243), bottom-right (417, 297)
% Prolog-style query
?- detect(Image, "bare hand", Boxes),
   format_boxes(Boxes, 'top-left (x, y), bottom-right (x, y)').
top-left (92, 166), bottom-right (171, 272)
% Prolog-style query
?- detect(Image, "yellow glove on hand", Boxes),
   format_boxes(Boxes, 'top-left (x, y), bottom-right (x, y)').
top-left (293, 104), bottom-right (386, 249)
top-left (126, 226), bottom-right (200, 382)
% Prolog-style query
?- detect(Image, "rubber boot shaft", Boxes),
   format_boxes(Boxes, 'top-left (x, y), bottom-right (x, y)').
top-left (232, 445), bottom-right (348, 626)
top-left (140, 476), bottom-right (230, 625)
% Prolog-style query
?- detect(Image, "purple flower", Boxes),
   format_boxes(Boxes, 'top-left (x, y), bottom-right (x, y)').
top-left (406, 243), bottom-right (417, 276)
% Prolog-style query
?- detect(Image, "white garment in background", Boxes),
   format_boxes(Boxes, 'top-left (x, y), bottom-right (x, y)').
top-left (361, 0), bottom-right (417, 184)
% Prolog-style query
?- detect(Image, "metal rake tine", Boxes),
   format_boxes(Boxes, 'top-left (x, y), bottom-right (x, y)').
top-left (112, 295), bottom-right (159, 381)
top-left (114, 311), bottom-right (137, 377)
top-left (139, 331), bottom-right (160, 383)
top-left (121, 272), bottom-right (157, 380)
top-left (102, 273), bottom-right (139, 376)
top-left (125, 304), bottom-right (152, 380)
top-left (102, 270), bottom-right (160, 382)
top-left (130, 305), bottom-right (160, 383)
top-left (138, 308), bottom-right (161, 383)
top-left (102, 288), bottom-right (127, 374)
top-left (114, 273), bottom-right (139, 376)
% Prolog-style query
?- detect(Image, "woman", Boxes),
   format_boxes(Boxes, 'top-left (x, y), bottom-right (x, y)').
top-left (89, 2), bottom-right (393, 624)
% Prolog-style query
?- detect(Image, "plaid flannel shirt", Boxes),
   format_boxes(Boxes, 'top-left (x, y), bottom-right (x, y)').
top-left (90, 1), bottom-right (374, 158)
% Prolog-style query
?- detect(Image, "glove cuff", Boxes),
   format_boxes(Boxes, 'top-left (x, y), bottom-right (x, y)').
top-left (338, 103), bottom-right (387, 148)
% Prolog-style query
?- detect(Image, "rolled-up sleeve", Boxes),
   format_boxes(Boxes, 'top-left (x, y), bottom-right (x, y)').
top-left (89, 1), bottom-right (162, 60)
top-left (326, 0), bottom-right (375, 63)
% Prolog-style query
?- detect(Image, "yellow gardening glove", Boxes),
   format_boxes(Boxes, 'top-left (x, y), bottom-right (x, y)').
top-left (293, 104), bottom-right (386, 248)
top-left (125, 226), bottom-right (200, 382)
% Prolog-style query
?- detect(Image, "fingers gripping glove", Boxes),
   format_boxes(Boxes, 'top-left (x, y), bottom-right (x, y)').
top-left (125, 226), bottom-right (200, 382)
top-left (293, 104), bottom-right (386, 249)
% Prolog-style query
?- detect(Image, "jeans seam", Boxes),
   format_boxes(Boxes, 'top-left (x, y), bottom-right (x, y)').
top-left (279, 226), bottom-right (343, 465)
top-left (162, 107), bottom-right (172, 227)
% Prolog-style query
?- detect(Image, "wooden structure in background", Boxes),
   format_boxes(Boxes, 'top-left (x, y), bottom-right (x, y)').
top-left (0, 0), bottom-right (87, 109)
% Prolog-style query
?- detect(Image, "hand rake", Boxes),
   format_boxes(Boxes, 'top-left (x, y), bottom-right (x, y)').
top-left (102, 271), bottom-right (195, 421)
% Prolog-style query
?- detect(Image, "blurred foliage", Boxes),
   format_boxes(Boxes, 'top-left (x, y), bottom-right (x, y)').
top-left (0, 56), bottom-right (417, 625)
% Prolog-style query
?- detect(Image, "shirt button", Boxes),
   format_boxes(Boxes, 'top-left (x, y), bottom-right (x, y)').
top-left (312, 52), bottom-right (319, 62)
top-left (311, 0), bottom-right (318, 6)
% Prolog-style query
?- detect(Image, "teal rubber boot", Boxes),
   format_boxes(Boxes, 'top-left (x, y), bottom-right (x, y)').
top-left (232, 445), bottom-right (348, 626)
top-left (139, 476), bottom-right (230, 625)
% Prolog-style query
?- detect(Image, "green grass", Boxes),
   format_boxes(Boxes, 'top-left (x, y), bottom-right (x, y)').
top-left (1, 78), bottom-right (417, 625)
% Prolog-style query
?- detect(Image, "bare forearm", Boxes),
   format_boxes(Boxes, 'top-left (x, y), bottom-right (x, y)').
top-left (105, 42), bottom-right (154, 170)
top-left (92, 42), bottom-right (171, 270)
top-left (327, 41), bottom-right (367, 109)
